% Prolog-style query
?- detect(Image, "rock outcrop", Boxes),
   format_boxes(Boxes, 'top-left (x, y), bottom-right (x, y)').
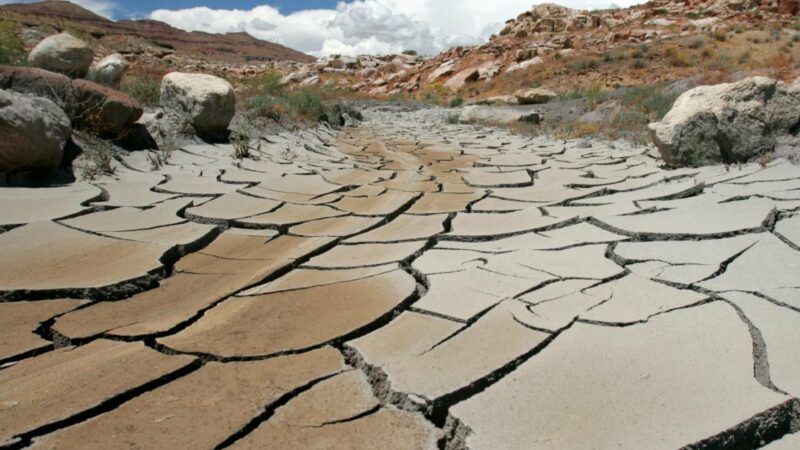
top-left (87, 53), bottom-right (128, 87)
top-left (460, 105), bottom-right (542, 124)
top-left (0, 66), bottom-right (142, 138)
top-left (160, 72), bottom-right (235, 139)
top-left (27, 32), bottom-right (94, 78)
top-left (0, 89), bottom-right (71, 173)
top-left (649, 76), bottom-right (800, 166)
top-left (515, 88), bottom-right (557, 105)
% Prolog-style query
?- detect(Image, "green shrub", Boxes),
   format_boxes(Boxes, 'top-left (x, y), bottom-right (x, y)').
top-left (422, 91), bottom-right (441, 106)
top-left (0, 21), bottom-right (27, 66)
top-left (402, 50), bottom-right (418, 56)
top-left (613, 110), bottom-right (649, 129)
top-left (120, 73), bottom-right (161, 107)
top-left (620, 85), bottom-right (677, 120)
top-left (445, 114), bottom-right (460, 124)
top-left (286, 90), bottom-right (327, 120)
top-left (259, 72), bottom-right (285, 97)
top-left (449, 96), bottom-right (464, 107)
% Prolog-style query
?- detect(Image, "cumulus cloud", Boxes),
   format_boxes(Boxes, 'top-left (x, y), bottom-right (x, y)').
top-left (149, 0), bottom-right (647, 57)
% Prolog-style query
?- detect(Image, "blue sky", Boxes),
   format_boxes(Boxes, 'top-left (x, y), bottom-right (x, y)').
top-left (1, 0), bottom-right (645, 56)
top-left (119, 1), bottom-right (339, 18)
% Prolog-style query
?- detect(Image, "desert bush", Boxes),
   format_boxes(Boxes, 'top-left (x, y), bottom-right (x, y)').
top-left (689, 38), bottom-right (705, 49)
top-left (557, 84), bottom-right (607, 104)
top-left (738, 50), bottom-right (752, 64)
top-left (569, 58), bottom-right (600, 73)
top-left (0, 21), bottom-right (26, 66)
top-left (77, 133), bottom-right (117, 180)
top-left (713, 29), bottom-right (728, 41)
top-left (119, 72), bottom-right (161, 107)
top-left (445, 114), bottom-right (460, 124)
top-left (449, 96), bottom-right (464, 107)
top-left (244, 79), bottom-right (354, 128)
top-left (620, 85), bottom-right (677, 120)
top-left (419, 84), bottom-right (449, 106)
top-left (557, 121), bottom-right (601, 139)
top-left (402, 50), bottom-right (418, 56)
top-left (147, 135), bottom-right (175, 170)
top-left (230, 130), bottom-right (257, 159)
top-left (258, 72), bottom-right (285, 97)
top-left (707, 55), bottom-right (733, 72)
top-left (613, 110), bottom-right (649, 129)
top-left (630, 59), bottom-right (647, 70)
top-left (285, 90), bottom-right (327, 120)
top-left (664, 47), bottom-right (692, 67)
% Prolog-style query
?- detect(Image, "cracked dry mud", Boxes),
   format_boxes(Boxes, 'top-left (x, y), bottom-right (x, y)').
top-left (1, 106), bottom-right (799, 450)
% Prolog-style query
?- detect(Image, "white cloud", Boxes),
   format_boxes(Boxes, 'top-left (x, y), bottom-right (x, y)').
top-left (149, 0), bottom-right (647, 57)
top-left (0, 0), bottom-right (117, 18)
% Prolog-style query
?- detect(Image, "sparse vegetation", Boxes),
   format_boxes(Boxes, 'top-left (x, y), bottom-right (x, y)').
top-left (630, 59), bottom-right (647, 70)
top-left (230, 130), bottom-right (258, 159)
top-left (0, 20), bottom-right (27, 66)
top-left (147, 135), bottom-right (175, 170)
top-left (120, 72), bottom-right (161, 107)
top-left (689, 38), bottom-right (705, 49)
top-left (445, 114), bottom-right (460, 124)
top-left (419, 84), bottom-right (449, 106)
top-left (402, 50), bottom-right (418, 56)
top-left (556, 85), bottom-right (608, 105)
top-left (77, 133), bottom-right (117, 180)
top-left (449, 96), bottom-right (464, 107)
top-left (569, 58), bottom-right (600, 73)
top-left (243, 72), bottom-right (352, 126)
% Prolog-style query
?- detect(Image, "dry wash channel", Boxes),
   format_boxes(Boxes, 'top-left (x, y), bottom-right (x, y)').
top-left (1, 105), bottom-right (800, 450)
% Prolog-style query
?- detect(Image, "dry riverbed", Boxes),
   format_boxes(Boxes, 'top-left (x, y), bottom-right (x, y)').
top-left (1, 105), bottom-right (799, 449)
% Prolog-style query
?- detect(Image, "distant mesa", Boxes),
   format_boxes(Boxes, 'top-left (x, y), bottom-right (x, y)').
top-left (0, 0), bottom-right (315, 64)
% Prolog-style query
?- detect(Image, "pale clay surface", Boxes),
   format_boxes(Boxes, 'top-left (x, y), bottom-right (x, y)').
top-left (0, 105), bottom-right (799, 449)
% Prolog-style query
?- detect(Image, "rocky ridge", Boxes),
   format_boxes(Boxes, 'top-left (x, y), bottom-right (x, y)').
top-left (0, 0), bottom-right (314, 74)
top-left (282, 0), bottom-right (800, 97)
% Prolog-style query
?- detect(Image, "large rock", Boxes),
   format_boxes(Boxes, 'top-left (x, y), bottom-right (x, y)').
top-left (505, 57), bottom-right (543, 74)
top-left (648, 76), bottom-right (800, 166)
top-left (0, 66), bottom-right (142, 138)
top-left (460, 105), bottom-right (542, 125)
top-left (0, 89), bottom-right (70, 173)
top-left (87, 53), bottom-right (128, 87)
top-left (160, 72), bottom-right (235, 139)
top-left (27, 33), bottom-right (94, 78)
top-left (515, 87), bottom-right (557, 105)
top-left (444, 68), bottom-right (479, 91)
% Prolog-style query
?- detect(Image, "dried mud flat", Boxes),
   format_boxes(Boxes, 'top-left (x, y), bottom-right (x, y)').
top-left (1, 106), bottom-right (800, 450)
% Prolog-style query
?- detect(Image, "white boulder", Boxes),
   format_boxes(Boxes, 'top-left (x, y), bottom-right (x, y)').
top-left (0, 89), bottom-right (71, 173)
top-left (506, 57), bottom-right (543, 74)
top-left (87, 53), bottom-right (128, 87)
top-left (27, 32), bottom-right (94, 78)
top-left (160, 72), bottom-right (235, 138)
top-left (514, 87), bottom-right (557, 105)
top-left (649, 76), bottom-right (800, 166)
top-left (459, 105), bottom-right (541, 124)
